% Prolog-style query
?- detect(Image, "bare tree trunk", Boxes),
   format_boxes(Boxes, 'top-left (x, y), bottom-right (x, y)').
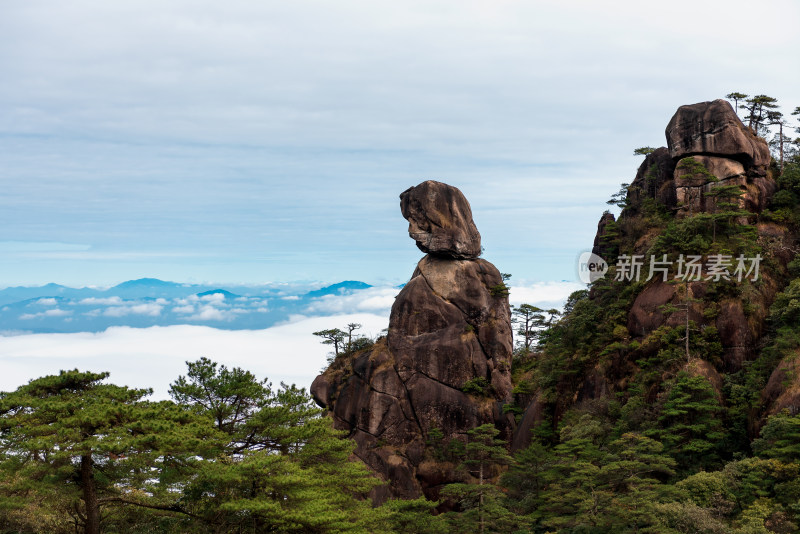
top-left (81, 454), bottom-right (100, 534)
top-left (685, 286), bottom-right (690, 364)
top-left (479, 462), bottom-right (485, 534)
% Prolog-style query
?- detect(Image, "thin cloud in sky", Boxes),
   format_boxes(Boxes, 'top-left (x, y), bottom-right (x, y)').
top-left (19, 308), bottom-right (72, 320)
top-left (103, 303), bottom-right (164, 317)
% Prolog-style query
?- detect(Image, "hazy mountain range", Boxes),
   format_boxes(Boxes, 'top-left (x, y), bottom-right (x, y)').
top-left (0, 278), bottom-right (382, 334)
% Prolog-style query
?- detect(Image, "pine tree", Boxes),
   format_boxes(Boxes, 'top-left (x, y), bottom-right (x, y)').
top-left (725, 92), bottom-right (748, 116)
top-left (183, 416), bottom-right (381, 533)
top-left (171, 360), bottom-right (382, 533)
top-left (442, 424), bottom-right (516, 534)
top-left (0, 370), bottom-right (222, 534)
top-left (501, 439), bottom-right (555, 527)
top-left (752, 410), bottom-right (800, 463)
top-left (169, 356), bottom-right (270, 437)
top-left (511, 303), bottom-right (544, 353)
top-left (743, 94), bottom-right (779, 135)
top-left (648, 372), bottom-right (726, 472)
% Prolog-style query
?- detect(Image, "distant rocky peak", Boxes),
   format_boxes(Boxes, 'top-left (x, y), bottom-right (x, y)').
top-left (665, 99), bottom-right (770, 173)
top-left (621, 99), bottom-right (775, 219)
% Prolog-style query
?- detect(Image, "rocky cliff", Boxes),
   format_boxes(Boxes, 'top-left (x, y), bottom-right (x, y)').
top-left (311, 180), bottom-right (513, 502)
top-left (314, 100), bottom-right (800, 509)
top-left (513, 98), bottom-right (799, 452)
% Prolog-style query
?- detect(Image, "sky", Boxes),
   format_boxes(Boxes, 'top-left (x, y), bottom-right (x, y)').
top-left (2, 0), bottom-right (799, 289)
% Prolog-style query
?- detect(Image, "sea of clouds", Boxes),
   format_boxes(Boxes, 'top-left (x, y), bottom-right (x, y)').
top-left (0, 281), bottom-right (582, 398)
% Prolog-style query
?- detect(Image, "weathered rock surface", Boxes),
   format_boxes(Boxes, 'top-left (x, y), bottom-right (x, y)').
top-left (534, 98), bottom-right (796, 461)
top-left (400, 180), bottom-right (482, 259)
top-left (511, 392), bottom-right (545, 451)
top-left (762, 350), bottom-right (800, 416)
top-left (580, 99), bottom-right (785, 386)
top-left (673, 155), bottom-right (748, 213)
top-left (627, 280), bottom-right (680, 337)
top-left (625, 274), bottom-right (777, 373)
top-left (591, 211), bottom-right (617, 258)
top-left (311, 181), bottom-right (512, 502)
top-left (628, 146), bottom-right (677, 209)
top-left (666, 99), bottom-right (771, 172)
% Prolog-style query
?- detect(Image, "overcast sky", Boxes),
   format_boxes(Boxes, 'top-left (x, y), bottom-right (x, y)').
top-left (2, 0), bottom-right (799, 288)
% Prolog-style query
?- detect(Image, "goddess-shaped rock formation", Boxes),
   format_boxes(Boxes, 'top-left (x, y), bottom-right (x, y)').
top-left (311, 180), bottom-right (513, 501)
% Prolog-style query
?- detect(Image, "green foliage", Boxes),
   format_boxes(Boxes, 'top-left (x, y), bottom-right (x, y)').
top-left (315, 323), bottom-right (376, 366)
top-left (634, 146), bottom-right (656, 156)
top-left (426, 427), bottom-right (467, 464)
top-left (511, 303), bottom-right (543, 352)
top-left (726, 91), bottom-right (749, 114)
top-left (372, 498), bottom-right (447, 533)
top-left (489, 273), bottom-right (511, 298)
top-left (314, 327), bottom-right (347, 359)
top-left (441, 424), bottom-right (516, 534)
top-left (743, 94), bottom-right (779, 134)
top-left (752, 411), bottom-right (800, 463)
top-left (762, 163), bottom-right (800, 227)
top-left (169, 356), bottom-right (269, 436)
top-left (182, 415), bottom-right (380, 533)
top-left (501, 416), bottom-right (676, 532)
top-left (510, 304), bottom-right (560, 353)
top-left (0, 370), bottom-right (222, 534)
top-left (607, 182), bottom-right (631, 210)
top-left (647, 372), bottom-right (726, 472)
top-left (770, 278), bottom-right (800, 329)
top-left (461, 376), bottom-right (494, 397)
top-left (0, 363), bottom-right (442, 533)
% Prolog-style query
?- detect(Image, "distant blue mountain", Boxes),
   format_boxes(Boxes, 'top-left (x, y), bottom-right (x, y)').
top-left (113, 278), bottom-right (178, 289)
top-left (0, 278), bottom-right (390, 334)
top-left (105, 278), bottom-right (203, 299)
top-left (196, 289), bottom-right (241, 299)
top-left (305, 281), bottom-right (372, 298)
top-left (0, 283), bottom-right (100, 307)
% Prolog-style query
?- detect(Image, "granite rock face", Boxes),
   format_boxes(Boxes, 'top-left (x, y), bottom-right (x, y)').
top-left (400, 180), bottom-right (482, 259)
top-left (661, 99), bottom-right (774, 215)
top-left (509, 99), bottom-right (784, 454)
top-left (628, 146), bottom-right (677, 209)
top-left (591, 211), bottom-right (617, 259)
top-left (666, 99), bottom-right (771, 172)
top-left (311, 181), bottom-right (512, 502)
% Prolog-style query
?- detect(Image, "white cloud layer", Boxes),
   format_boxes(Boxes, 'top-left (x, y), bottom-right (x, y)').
top-left (0, 313), bottom-right (389, 399)
top-left (304, 287), bottom-right (400, 315)
top-left (508, 282), bottom-right (586, 310)
top-left (20, 308), bottom-right (72, 320)
top-left (103, 303), bottom-right (163, 317)
top-left (0, 280), bottom-right (583, 397)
